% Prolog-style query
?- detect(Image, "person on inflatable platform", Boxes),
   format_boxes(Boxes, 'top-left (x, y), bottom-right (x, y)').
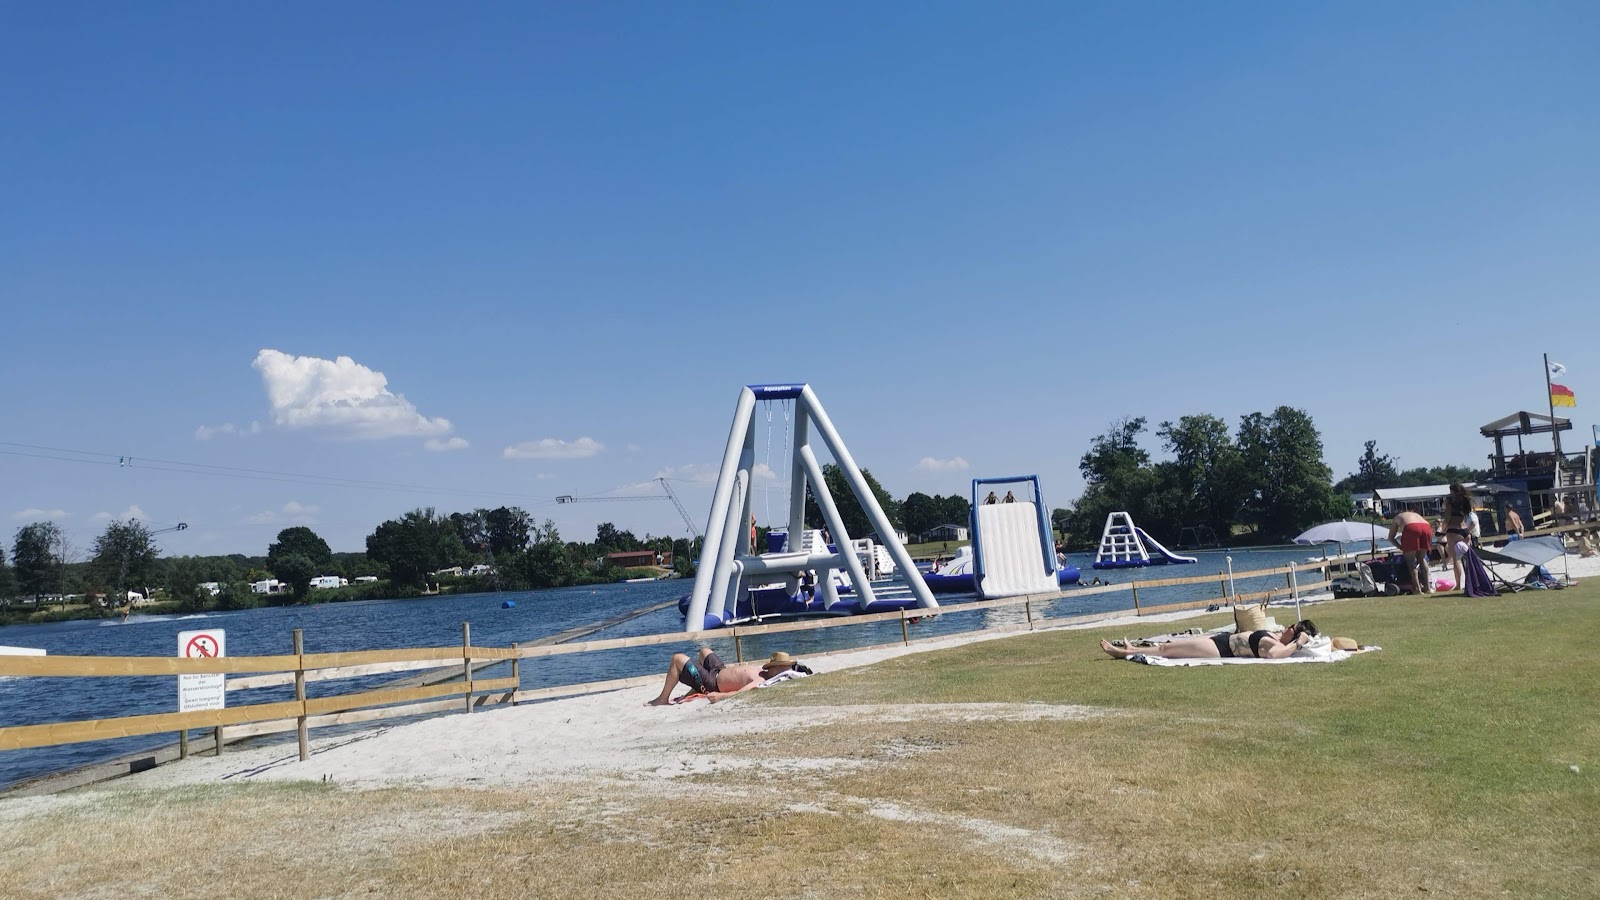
top-left (647, 649), bottom-right (810, 706)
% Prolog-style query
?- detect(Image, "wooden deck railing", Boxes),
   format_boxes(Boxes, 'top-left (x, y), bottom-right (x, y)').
top-left (0, 558), bottom-right (1338, 765)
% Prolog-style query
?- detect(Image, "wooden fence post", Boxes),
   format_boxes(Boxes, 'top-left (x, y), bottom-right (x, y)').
top-left (179, 729), bottom-right (189, 760)
top-left (900, 610), bottom-right (910, 646)
top-left (294, 628), bottom-right (307, 762)
top-left (510, 642), bottom-right (520, 707)
top-left (733, 627), bottom-right (743, 662)
top-left (1024, 600), bottom-right (1033, 630)
top-left (214, 724), bottom-right (224, 757)
top-left (1131, 583), bottom-right (1141, 614)
top-left (462, 622), bottom-right (473, 714)
top-left (1218, 572), bottom-right (1229, 604)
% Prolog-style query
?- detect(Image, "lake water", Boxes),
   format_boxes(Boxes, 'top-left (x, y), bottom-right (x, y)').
top-left (0, 545), bottom-right (1328, 789)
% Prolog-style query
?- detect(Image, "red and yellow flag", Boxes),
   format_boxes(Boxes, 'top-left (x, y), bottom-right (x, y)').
top-left (1551, 383), bottom-right (1576, 408)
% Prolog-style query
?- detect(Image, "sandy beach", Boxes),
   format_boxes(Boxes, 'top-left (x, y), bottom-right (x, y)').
top-left (85, 547), bottom-right (1595, 797)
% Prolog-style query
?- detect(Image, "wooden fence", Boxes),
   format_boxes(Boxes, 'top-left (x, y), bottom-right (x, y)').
top-left (0, 557), bottom-right (1344, 768)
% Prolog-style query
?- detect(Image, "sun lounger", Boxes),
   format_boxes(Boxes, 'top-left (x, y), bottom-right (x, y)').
top-left (1477, 537), bottom-right (1569, 593)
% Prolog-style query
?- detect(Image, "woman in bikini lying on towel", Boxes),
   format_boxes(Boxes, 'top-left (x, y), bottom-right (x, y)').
top-left (1099, 620), bottom-right (1318, 661)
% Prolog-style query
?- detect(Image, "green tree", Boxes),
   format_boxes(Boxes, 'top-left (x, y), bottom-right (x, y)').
top-left (901, 492), bottom-right (939, 538)
top-left (803, 464), bottom-right (901, 540)
top-left (594, 522), bottom-right (641, 554)
top-left (267, 526), bottom-right (333, 574)
top-left (1158, 414), bottom-right (1250, 540)
top-left (13, 522), bottom-right (64, 602)
top-left (520, 519), bottom-right (574, 588)
top-left (271, 553), bottom-right (317, 602)
top-left (1237, 407), bottom-right (1348, 539)
top-left (91, 519), bottom-right (161, 603)
top-left (0, 545), bottom-right (15, 605)
top-left (1334, 440), bottom-right (1399, 494)
top-left (215, 580), bottom-right (261, 610)
top-left (365, 508), bottom-right (466, 587)
top-left (938, 494), bottom-right (971, 532)
top-left (484, 506), bottom-right (532, 557)
top-left (1066, 418), bottom-right (1160, 549)
top-left (165, 556), bottom-right (209, 612)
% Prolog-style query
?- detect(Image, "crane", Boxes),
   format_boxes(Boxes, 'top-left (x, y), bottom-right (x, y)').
top-left (556, 478), bottom-right (703, 539)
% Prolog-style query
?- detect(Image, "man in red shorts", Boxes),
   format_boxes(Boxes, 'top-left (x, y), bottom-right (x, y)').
top-left (1387, 510), bottom-right (1435, 594)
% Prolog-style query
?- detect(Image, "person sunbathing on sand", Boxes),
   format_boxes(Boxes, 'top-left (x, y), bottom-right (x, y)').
top-left (1099, 620), bottom-right (1318, 661)
top-left (647, 649), bottom-right (807, 706)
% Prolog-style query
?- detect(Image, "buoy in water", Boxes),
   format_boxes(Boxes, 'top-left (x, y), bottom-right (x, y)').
top-left (501, 600), bottom-right (516, 609)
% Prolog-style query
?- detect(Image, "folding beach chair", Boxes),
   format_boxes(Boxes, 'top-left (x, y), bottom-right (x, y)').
top-left (1476, 537), bottom-right (1568, 594)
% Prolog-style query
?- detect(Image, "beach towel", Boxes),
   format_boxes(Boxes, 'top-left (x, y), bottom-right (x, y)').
top-left (758, 670), bottom-right (810, 687)
top-left (670, 691), bottom-right (709, 704)
top-left (1127, 647), bottom-right (1379, 667)
top-left (1460, 548), bottom-right (1498, 598)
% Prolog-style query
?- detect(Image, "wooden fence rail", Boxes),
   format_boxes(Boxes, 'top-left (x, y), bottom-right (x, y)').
top-left (0, 558), bottom-right (1337, 766)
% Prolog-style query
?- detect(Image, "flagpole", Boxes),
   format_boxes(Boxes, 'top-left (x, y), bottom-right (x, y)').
top-left (1545, 353), bottom-right (1562, 458)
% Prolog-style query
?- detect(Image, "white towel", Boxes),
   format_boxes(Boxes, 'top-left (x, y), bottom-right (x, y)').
top-left (1130, 647), bottom-right (1379, 667)
top-left (758, 670), bottom-right (810, 686)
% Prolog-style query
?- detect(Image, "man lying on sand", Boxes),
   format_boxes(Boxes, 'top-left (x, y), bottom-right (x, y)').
top-left (647, 648), bottom-right (807, 706)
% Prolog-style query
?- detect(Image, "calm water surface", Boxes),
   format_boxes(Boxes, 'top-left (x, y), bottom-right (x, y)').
top-left (0, 546), bottom-right (1322, 788)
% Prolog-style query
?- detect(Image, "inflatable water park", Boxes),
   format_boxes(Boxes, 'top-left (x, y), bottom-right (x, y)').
top-left (1090, 511), bottom-right (1199, 569)
top-left (679, 383), bottom-right (1090, 631)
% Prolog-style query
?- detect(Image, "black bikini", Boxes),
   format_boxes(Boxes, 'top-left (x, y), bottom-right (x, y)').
top-left (1210, 633), bottom-right (1234, 658)
top-left (1247, 630), bottom-right (1272, 658)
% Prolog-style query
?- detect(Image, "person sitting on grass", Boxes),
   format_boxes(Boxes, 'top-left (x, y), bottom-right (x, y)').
top-left (646, 648), bottom-right (809, 706)
top-left (1099, 620), bottom-right (1319, 661)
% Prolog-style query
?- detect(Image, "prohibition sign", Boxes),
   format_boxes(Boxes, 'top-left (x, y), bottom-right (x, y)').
top-left (185, 633), bottom-right (221, 658)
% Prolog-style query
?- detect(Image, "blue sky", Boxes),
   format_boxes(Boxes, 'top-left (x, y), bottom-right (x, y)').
top-left (3, 2), bottom-right (1596, 555)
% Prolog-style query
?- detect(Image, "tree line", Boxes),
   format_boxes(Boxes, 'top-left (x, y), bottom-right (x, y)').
top-left (1, 507), bottom-right (700, 614)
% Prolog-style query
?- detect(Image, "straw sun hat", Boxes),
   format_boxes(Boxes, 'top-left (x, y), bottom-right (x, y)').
top-left (763, 651), bottom-right (797, 668)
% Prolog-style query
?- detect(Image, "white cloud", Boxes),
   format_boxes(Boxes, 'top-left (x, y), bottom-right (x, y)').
top-left (12, 507), bottom-right (69, 521)
top-left (92, 505), bottom-right (147, 522)
top-left (194, 421), bottom-right (261, 440)
top-left (914, 456), bottom-right (971, 472)
top-left (655, 463), bottom-right (719, 484)
top-left (246, 501), bottom-right (320, 526)
top-left (535, 473), bottom-right (557, 480)
top-left (253, 348), bottom-right (454, 440)
top-left (752, 463), bottom-right (779, 482)
top-left (502, 437), bottom-right (604, 460)
top-left (424, 436), bottom-right (470, 452)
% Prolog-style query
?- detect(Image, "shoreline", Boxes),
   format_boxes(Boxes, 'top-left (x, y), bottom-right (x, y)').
top-left (82, 549), bottom-right (1597, 796)
top-left (6, 548), bottom-right (1592, 801)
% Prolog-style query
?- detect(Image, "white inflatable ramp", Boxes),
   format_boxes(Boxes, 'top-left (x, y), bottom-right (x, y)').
top-left (970, 475), bottom-right (1061, 598)
top-left (1094, 512), bottom-right (1197, 568)
top-left (1134, 527), bottom-right (1198, 564)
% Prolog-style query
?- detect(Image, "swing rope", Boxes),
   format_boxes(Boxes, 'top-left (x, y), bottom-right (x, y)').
top-left (763, 401), bottom-right (774, 527)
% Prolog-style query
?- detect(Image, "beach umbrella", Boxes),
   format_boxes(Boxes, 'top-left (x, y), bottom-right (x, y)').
top-left (1292, 520), bottom-right (1391, 546)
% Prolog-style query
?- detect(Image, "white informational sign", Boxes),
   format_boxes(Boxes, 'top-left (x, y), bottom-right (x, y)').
top-left (177, 629), bottom-right (226, 713)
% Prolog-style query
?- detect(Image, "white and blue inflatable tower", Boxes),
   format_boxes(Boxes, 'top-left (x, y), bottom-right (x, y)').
top-left (684, 384), bottom-right (938, 631)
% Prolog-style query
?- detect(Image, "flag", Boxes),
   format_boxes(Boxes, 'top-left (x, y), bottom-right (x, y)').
top-left (1551, 383), bottom-right (1576, 408)
top-left (1549, 360), bottom-right (1567, 378)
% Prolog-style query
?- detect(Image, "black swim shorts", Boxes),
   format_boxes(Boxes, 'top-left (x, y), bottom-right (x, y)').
top-left (679, 651), bottom-right (725, 694)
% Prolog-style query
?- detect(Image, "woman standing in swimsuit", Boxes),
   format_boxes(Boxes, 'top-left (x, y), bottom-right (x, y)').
top-left (1444, 483), bottom-right (1474, 590)
top-left (1099, 621), bottom-right (1318, 660)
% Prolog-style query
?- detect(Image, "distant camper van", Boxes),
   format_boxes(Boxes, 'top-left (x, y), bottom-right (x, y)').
top-left (309, 576), bottom-right (348, 590)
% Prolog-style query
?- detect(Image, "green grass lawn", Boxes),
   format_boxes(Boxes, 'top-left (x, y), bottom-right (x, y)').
top-left (764, 584), bottom-right (1600, 896)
